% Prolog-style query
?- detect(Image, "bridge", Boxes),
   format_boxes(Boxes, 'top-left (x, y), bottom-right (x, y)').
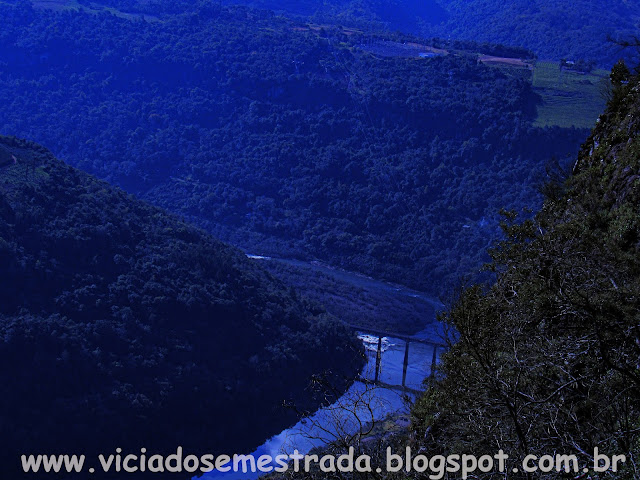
top-left (347, 324), bottom-right (446, 394)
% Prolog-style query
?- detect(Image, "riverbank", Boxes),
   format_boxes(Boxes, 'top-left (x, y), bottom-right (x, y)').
top-left (197, 311), bottom-right (443, 480)
top-left (247, 255), bottom-right (443, 335)
top-left (192, 256), bottom-right (444, 480)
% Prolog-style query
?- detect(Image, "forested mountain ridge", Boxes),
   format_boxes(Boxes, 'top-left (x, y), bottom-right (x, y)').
top-left (216, 0), bottom-right (640, 67)
top-left (0, 136), bottom-right (363, 476)
top-left (410, 64), bottom-right (640, 477)
top-left (0, 2), bottom-right (587, 297)
top-left (421, 0), bottom-right (640, 67)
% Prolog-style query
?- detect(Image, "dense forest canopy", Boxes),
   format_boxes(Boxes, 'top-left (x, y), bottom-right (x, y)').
top-left (0, 1), bottom-right (587, 296)
top-left (217, 0), bottom-right (640, 66)
top-left (0, 136), bottom-right (362, 476)
top-left (420, 0), bottom-right (640, 66)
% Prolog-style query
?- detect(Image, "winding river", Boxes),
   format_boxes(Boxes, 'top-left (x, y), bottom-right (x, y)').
top-left (198, 257), bottom-right (444, 480)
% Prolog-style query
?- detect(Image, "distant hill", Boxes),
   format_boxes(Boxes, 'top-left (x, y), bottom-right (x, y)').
top-left (0, 136), bottom-right (362, 476)
top-left (0, 2), bottom-right (587, 297)
top-left (422, 0), bottom-right (640, 66)
top-left (216, 0), bottom-right (640, 66)
top-left (33, 0), bottom-right (637, 65)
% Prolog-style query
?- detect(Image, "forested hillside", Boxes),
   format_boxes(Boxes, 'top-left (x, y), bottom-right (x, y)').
top-left (411, 64), bottom-right (640, 477)
top-left (422, 0), bottom-right (640, 66)
top-left (0, 136), bottom-right (362, 476)
top-left (219, 0), bottom-right (640, 66)
top-left (0, 2), bottom-right (587, 296)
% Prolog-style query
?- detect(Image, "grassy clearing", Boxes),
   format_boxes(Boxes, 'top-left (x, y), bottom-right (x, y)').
top-left (533, 60), bottom-right (608, 129)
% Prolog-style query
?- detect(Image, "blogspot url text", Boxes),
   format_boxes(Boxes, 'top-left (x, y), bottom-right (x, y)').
top-left (22, 446), bottom-right (627, 478)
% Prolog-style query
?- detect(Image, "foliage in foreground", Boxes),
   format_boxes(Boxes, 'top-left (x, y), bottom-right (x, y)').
top-left (412, 65), bottom-right (640, 478)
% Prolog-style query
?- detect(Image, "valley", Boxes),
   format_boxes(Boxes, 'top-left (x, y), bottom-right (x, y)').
top-left (1, 1), bottom-right (639, 478)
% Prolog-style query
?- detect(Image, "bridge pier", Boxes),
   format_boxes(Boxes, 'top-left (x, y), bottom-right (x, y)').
top-left (374, 336), bottom-right (382, 383)
top-left (351, 325), bottom-right (445, 389)
top-left (401, 340), bottom-right (410, 388)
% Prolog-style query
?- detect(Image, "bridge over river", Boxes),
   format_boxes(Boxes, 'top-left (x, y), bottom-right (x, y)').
top-left (200, 325), bottom-right (445, 480)
top-left (349, 324), bottom-right (446, 394)
top-left (201, 254), bottom-right (446, 480)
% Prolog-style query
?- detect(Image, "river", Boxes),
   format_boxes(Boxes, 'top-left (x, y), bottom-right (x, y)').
top-left (197, 257), bottom-right (445, 480)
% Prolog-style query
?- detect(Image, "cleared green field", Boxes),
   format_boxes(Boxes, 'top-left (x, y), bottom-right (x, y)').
top-left (533, 60), bottom-right (608, 129)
